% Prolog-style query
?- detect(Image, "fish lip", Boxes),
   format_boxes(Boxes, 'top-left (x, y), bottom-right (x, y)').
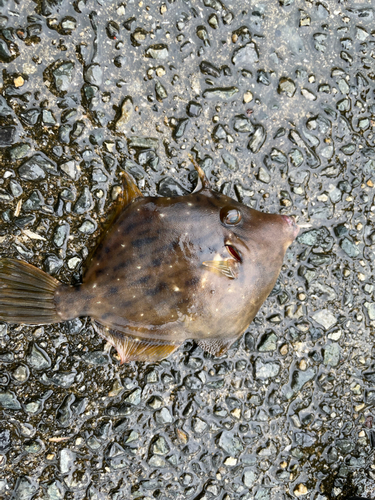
top-left (281, 215), bottom-right (295, 227)
top-left (281, 215), bottom-right (300, 238)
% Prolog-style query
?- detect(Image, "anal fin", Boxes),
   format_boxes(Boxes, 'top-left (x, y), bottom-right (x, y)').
top-left (197, 338), bottom-right (236, 357)
top-left (93, 321), bottom-right (180, 363)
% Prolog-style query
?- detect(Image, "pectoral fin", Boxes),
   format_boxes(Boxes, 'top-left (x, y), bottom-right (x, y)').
top-left (202, 259), bottom-right (238, 279)
top-left (93, 321), bottom-right (180, 363)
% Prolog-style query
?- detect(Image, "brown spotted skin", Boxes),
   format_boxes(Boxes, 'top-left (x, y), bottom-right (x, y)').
top-left (55, 187), bottom-right (299, 347)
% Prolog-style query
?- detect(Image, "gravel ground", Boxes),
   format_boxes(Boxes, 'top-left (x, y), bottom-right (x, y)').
top-left (0, 0), bottom-right (375, 498)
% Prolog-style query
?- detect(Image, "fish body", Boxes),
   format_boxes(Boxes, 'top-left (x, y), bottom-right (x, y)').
top-left (0, 163), bottom-right (299, 363)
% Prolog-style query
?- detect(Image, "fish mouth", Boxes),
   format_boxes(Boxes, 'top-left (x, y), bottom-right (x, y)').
top-left (226, 244), bottom-right (242, 263)
top-left (281, 215), bottom-right (300, 238)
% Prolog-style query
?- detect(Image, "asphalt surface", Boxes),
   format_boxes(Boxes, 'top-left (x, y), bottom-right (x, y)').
top-left (0, 0), bottom-right (375, 498)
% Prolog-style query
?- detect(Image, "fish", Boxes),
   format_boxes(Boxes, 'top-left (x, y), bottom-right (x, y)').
top-left (0, 157), bottom-right (299, 363)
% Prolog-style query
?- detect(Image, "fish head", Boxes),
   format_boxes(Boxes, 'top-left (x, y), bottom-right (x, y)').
top-left (216, 197), bottom-right (300, 274)
top-left (226, 206), bottom-right (299, 251)
top-left (200, 192), bottom-right (299, 300)
top-left (188, 188), bottom-right (301, 337)
top-left (189, 157), bottom-right (299, 285)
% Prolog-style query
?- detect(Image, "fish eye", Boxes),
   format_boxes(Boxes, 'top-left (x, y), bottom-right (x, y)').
top-left (220, 206), bottom-right (242, 226)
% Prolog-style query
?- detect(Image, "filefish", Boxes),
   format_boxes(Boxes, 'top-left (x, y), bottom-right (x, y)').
top-left (0, 158), bottom-right (299, 363)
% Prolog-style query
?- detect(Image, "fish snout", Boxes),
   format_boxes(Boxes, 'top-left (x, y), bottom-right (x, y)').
top-left (281, 215), bottom-right (300, 240)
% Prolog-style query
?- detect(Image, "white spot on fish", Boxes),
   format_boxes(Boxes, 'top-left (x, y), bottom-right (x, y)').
top-left (92, 284), bottom-right (97, 288)
top-left (137, 266), bottom-right (141, 269)
top-left (174, 286), bottom-right (180, 292)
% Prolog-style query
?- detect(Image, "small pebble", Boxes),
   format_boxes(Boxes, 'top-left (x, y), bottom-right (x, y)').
top-left (243, 91), bottom-right (253, 103)
top-left (14, 76), bottom-right (24, 87)
top-left (299, 359), bottom-right (307, 371)
top-left (294, 484), bottom-right (308, 497)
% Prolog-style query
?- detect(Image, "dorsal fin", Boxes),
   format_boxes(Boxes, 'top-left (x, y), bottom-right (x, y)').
top-left (93, 321), bottom-right (180, 364)
top-left (188, 154), bottom-right (210, 192)
top-left (119, 170), bottom-right (143, 207)
top-left (105, 170), bottom-right (143, 224)
top-left (83, 171), bottom-right (143, 275)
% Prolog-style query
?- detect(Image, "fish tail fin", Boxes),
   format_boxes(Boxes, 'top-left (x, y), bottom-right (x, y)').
top-left (0, 258), bottom-right (62, 325)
